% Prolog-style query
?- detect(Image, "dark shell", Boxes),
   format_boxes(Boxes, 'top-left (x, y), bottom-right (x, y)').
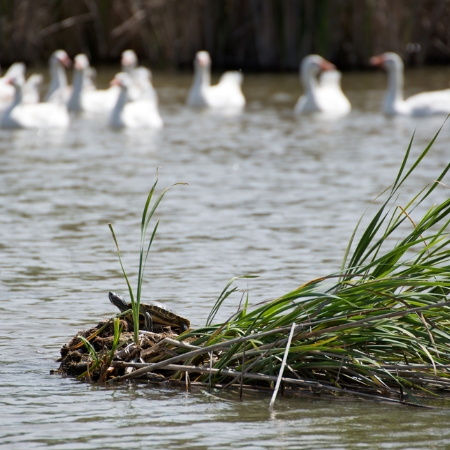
top-left (108, 292), bottom-right (190, 331)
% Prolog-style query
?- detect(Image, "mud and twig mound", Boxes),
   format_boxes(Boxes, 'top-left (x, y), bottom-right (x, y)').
top-left (54, 317), bottom-right (180, 382)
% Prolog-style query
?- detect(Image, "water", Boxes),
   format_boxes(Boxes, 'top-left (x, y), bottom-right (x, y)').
top-left (2, 67), bottom-right (450, 449)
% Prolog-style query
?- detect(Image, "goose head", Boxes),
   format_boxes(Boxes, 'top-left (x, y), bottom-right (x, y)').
top-left (6, 73), bottom-right (26, 88)
top-left (121, 50), bottom-right (138, 73)
top-left (49, 50), bottom-right (71, 69)
top-left (193, 51), bottom-right (212, 88)
top-left (194, 51), bottom-right (212, 69)
top-left (74, 53), bottom-right (90, 72)
top-left (301, 55), bottom-right (335, 86)
top-left (370, 52), bottom-right (404, 91)
top-left (299, 55), bottom-right (336, 103)
top-left (73, 53), bottom-right (94, 88)
top-left (3, 62), bottom-right (26, 79)
top-left (370, 52), bottom-right (404, 73)
top-left (111, 72), bottom-right (133, 90)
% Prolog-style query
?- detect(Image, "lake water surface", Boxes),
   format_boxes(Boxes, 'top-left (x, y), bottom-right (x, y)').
top-left (2, 67), bottom-right (450, 449)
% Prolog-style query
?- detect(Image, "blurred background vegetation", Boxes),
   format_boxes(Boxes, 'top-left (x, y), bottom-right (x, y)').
top-left (1, 0), bottom-right (450, 70)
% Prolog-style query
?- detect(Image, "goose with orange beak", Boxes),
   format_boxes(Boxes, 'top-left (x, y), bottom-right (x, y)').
top-left (294, 54), bottom-right (351, 116)
top-left (370, 52), bottom-right (450, 116)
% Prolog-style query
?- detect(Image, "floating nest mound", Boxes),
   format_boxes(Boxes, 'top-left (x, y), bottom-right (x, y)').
top-left (54, 294), bottom-right (450, 408)
top-left (54, 317), bottom-right (181, 382)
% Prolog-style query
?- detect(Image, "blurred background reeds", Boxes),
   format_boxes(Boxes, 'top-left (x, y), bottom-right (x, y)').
top-left (2, 0), bottom-right (450, 70)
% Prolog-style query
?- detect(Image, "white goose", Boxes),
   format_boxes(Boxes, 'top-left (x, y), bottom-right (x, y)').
top-left (44, 50), bottom-right (71, 103)
top-left (67, 54), bottom-right (118, 113)
top-left (0, 62), bottom-right (27, 104)
top-left (1, 73), bottom-right (69, 129)
top-left (294, 54), bottom-right (351, 116)
top-left (370, 52), bottom-right (450, 116)
top-left (109, 72), bottom-right (163, 129)
top-left (0, 64), bottom-right (43, 110)
top-left (187, 51), bottom-right (245, 108)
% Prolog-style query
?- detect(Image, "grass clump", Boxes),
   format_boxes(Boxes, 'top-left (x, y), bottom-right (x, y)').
top-left (58, 125), bottom-right (450, 406)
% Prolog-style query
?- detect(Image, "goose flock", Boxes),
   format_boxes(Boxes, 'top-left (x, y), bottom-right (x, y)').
top-left (0, 49), bottom-right (449, 129)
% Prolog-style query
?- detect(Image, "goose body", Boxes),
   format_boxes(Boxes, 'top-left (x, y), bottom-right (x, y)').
top-left (187, 51), bottom-right (245, 108)
top-left (294, 55), bottom-right (351, 116)
top-left (370, 52), bottom-right (450, 116)
top-left (109, 72), bottom-right (163, 129)
top-left (1, 74), bottom-right (69, 129)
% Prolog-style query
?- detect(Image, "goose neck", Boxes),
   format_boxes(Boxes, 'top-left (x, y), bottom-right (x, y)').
top-left (386, 64), bottom-right (404, 102)
top-left (301, 66), bottom-right (320, 99)
top-left (4, 83), bottom-right (22, 118)
top-left (110, 86), bottom-right (129, 123)
top-left (193, 64), bottom-right (210, 90)
top-left (53, 63), bottom-right (68, 90)
top-left (67, 69), bottom-right (83, 111)
top-left (12, 83), bottom-right (23, 106)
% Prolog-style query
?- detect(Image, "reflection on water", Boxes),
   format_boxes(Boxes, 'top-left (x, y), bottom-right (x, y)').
top-left (2, 68), bottom-right (450, 448)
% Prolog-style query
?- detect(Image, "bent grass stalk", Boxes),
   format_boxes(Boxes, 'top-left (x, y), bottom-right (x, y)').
top-left (108, 170), bottom-right (187, 344)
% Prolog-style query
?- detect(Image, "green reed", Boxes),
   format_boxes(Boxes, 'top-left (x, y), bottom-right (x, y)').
top-left (109, 170), bottom-right (187, 344)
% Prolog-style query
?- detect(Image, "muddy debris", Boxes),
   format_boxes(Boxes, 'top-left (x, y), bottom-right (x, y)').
top-left (52, 317), bottom-right (181, 382)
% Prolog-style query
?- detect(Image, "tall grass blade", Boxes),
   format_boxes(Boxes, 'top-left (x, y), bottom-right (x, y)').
top-left (109, 174), bottom-right (187, 344)
top-left (108, 223), bottom-right (135, 305)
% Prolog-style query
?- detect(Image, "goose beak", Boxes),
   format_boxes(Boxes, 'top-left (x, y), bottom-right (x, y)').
top-left (369, 55), bottom-right (385, 67)
top-left (319, 60), bottom-right (336, 71)
top-left (197, 55), bottom-right (210, 67)
top-left (60, 56), bottom-right (72, 68)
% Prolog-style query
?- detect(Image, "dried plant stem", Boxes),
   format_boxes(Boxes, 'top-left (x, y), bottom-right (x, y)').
top-left (269, 322), bottom-right (296, 409)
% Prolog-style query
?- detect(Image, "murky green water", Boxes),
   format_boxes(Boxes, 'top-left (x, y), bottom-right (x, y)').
top-left (2, 67), bottom-right (450, 449)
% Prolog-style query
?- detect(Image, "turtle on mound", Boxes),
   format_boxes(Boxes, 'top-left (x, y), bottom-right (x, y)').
top-left (109, 291), bottom-right (190, 333)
